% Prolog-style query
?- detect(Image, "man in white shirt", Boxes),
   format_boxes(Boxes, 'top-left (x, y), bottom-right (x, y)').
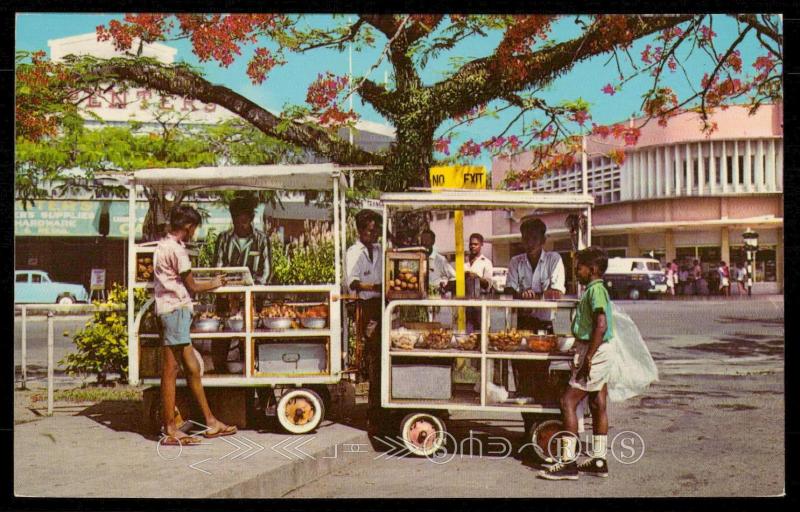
top-left (464, 233), bottom-right (494, 332)
top-left (503, 217), bottom-right (565, 432)
top-left (420, 229), bottom-right (456, 293)
top-left (345, 209), bottom-right (383, 428)
top-left (465, 233), bottom-right (494, 293)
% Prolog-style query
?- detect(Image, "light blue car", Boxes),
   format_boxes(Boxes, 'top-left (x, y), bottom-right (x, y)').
top-left (15, 270), bottom-right (89, 305)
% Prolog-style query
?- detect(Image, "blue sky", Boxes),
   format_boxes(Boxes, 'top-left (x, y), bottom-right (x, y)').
top-left (16, 13), bottom-right (773, 171)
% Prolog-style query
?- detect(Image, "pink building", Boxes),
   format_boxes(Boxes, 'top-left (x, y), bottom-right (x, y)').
top-left (430, 104), bottom-right (783, 294)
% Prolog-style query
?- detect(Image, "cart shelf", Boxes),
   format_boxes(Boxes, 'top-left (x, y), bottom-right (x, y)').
top-left (251, 329), bottom-right (332, 338)
top-left (485, 352), bottom-right (575, 361)
top-left (189, 332), bottom-right (245, 339)
top-left (389, 349), bottom-right (482, 358)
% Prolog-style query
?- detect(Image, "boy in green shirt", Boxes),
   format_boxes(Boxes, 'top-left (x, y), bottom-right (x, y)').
top-left (539, 247), bottom-right (614, 480)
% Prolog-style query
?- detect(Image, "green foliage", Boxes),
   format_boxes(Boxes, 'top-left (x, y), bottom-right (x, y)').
top-left (196, 228), bottom-right (218, 267)
top-left (60, 284), bottom-right (150, 383)
top-left (270, 220), bottom-right (336, 285)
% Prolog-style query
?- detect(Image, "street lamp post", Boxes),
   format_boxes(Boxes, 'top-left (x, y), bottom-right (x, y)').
top-left (742, 228), bottom-right (759, 297)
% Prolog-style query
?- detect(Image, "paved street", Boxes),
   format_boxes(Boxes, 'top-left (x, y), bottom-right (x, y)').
top-left (283, 297), bottom-right (784, 498)
top-left (14, 315), bottom-right (91, 382)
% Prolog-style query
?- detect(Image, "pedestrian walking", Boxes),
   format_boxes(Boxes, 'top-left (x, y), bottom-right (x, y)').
top-left (718, 261), bottom-right (730, 297)
top-left (665, 263), bottom-right (675, 297)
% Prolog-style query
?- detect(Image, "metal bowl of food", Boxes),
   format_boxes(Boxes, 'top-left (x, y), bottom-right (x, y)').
top-left (301, 317), bottom-right (327, 329)
top-left (225, 317), bottom-right (244, 332)
top-left (262, 317), bottom-right (293, 330)
top-left (528, 334), bottom-right (557, 353)
top-left (192, 318), bottom-right (220, 333)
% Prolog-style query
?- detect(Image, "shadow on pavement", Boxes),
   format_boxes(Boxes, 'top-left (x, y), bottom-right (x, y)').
top-left (79, 400), bottom-right (152, 439)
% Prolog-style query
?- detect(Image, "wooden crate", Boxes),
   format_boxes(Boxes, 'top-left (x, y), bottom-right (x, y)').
top-left (385, 250), bottom-right (427, 300)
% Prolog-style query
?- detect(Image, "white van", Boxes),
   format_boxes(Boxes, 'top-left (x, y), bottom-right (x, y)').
top-left (603, 257), bottom-right (668, 300)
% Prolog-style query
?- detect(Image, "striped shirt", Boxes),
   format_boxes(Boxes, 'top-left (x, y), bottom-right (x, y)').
top-left (213, 228), bottom-right (272, 284)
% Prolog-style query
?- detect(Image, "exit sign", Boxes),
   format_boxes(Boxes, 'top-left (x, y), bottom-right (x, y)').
top-left (429, 166), bottom-right (487, 190)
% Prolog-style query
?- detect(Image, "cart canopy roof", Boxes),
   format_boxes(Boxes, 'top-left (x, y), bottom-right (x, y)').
top-left (132, 164), bottom-right (381, 192)
top-left (381, 190), bottom-right (594, 210)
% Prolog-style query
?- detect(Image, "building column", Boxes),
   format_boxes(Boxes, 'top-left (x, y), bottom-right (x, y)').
top-left (721, 140), bottom-right (729, 193)
top-left (685, 143), bottom-right (693, 195)
top-left (766, 139), bottom-right (776, 192)
top-left (697, 142), bottom-right (705, 196)
top-left (674, 144), bottom-right (682, 196)
top-left (709, 141), bottom-right (717, 193)
top-left (744, 139), bottom-right (753, 192)
top-left (628, 233), bottom-right (640, 259)
top-left (733, 140), bottom-right (741, 192)
top-left (665, 229), bottom-right (675, 262)
top-left (655, 147), bottom-right (663, 198)
top-left (721, 226), bottom-right (730, 266)
top-left (756, 139), bottom-right (765, 192)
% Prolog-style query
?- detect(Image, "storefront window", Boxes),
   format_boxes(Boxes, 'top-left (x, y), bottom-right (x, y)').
top-left (697, 246), bottom-right (721, 273)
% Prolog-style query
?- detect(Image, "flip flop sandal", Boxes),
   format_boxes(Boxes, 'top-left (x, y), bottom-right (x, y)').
top-left (203, 424), bottom-right (238, 438)
top-left (160, 435), bottom-right (202, 446)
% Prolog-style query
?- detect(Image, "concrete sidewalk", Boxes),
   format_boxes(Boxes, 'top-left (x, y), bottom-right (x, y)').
top-left (14, 395), bottom-right (371, 498)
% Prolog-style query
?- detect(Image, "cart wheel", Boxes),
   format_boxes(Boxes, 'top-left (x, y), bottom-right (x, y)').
top-left (145, 394), bottom-right (162, 436)
top-left (530, 419), bottom-right (565, 464)
top-left (276, 388), bottom-right (325, 434)
top-left (400, 412), bottom-right (447, 457)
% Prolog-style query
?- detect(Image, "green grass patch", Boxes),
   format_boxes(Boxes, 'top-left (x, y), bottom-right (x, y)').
top-left (30, 386), bottom-right (143, 403)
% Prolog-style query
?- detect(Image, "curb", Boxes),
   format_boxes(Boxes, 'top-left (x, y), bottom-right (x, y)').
top-left (205, 428), bottom-right (372, 498)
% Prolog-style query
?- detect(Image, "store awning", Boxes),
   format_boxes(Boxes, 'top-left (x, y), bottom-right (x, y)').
top-left (133, 164), bottom-right (381, 192)
top-left (487, 216), bottom-right (784, 243)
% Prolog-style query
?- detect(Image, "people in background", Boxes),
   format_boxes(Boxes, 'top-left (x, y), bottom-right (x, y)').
top-left (665, 261), bottom-right (675, 297)
top-left (718, 261), bottom-right (730, 297)
top-left (420, 229), bottom-right (456, 294)
top-left (735, 261), bottom-right (748, 296)
top-left (464, 232), bottom-right (494, 331)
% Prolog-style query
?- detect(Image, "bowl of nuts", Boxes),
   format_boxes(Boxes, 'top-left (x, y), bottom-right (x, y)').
top-left (488, 329), bottom-right (532, 352)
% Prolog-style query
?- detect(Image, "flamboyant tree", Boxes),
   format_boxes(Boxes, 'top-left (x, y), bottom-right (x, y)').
top-left (16, 14), bottom-right (782, 193)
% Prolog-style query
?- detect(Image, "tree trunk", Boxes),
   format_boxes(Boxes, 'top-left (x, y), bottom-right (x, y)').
top-left (375, 122), bottom-right (436, 192)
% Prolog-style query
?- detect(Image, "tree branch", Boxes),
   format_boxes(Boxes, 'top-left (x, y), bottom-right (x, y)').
top-left (430, 14), bottom-right (695, 121)
top-left (84, 58), bottom-right (384, 166)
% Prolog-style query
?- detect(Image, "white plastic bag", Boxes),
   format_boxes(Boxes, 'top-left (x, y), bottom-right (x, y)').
top-left (606, 302), bottom-right (658, 402)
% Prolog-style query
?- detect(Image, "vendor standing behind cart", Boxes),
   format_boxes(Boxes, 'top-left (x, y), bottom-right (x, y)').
top-left (464, 233), bottom-right (494, 331)
top-left (345, 209), bottom-right (384, 428)
top-left (210, 195), bottom-right (272, 373)
top-left (503, 217), bottom-right (565, 430)
top-left (420, 229), bottom-right (456, 293)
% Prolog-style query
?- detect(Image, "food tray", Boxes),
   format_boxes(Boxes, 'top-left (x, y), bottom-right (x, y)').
top-left (191, 267), bottom-right (254, 286)
top-left (454, 332), bottom-right (480, 351)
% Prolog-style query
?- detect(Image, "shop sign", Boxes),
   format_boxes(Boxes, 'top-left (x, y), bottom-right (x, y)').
top-left (90, 269), bottom-right (106, 291)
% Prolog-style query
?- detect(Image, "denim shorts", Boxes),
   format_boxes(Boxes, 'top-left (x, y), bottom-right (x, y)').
top-left (159, 307), bottom-right (193, 346)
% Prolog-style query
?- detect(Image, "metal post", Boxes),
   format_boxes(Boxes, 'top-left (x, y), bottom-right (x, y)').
top-left (127, 182), bottom-right (139, 385)
top-left (47, 311), bottom-right (54, 416)
top-left (21, 306), bottom-right (27, 390)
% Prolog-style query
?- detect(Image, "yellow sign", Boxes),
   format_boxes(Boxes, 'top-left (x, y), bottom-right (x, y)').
top-left (429, 166), bottom-right (486, 190)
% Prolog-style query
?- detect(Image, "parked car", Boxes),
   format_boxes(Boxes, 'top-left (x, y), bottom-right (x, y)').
top-left (603, 258), bottom-right (668, 300)
top-left (15, 270), bottom-right (89, 305)
top-left (491, 267), bottom-right (508, 293)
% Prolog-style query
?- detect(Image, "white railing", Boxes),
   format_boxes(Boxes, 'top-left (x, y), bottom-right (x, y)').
top-left (15, 303), bottom-right (125, 416)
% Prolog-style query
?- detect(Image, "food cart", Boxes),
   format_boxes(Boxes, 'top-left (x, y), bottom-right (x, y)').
top-left (126, 164), bottom-right (378, 434)
top-left (379, 190), bottom-right (594, 457)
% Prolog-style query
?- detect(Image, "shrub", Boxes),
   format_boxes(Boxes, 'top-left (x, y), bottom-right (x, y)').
top-left (60, 284), bottom-right (149, 384)
top-left (270, 220), bottom-right (336, 285)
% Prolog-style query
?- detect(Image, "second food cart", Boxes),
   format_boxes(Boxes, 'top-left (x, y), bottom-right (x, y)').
top-left (379, 190), bottom-right (594, 457)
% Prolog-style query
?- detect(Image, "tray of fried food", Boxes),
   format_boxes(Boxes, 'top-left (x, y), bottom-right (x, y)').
top-left (527, 333), bottom-right (558, 352)
top-left (258, 303), bottom-right (300, 330)
top-left (488, 329), bottom-right (533, 352)
top-left (454, 332), bottom-right (480, 351)
top-left (417, 328), bottom-right (453, 350)
top-left (390, 329), bottom-right (420, 350)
